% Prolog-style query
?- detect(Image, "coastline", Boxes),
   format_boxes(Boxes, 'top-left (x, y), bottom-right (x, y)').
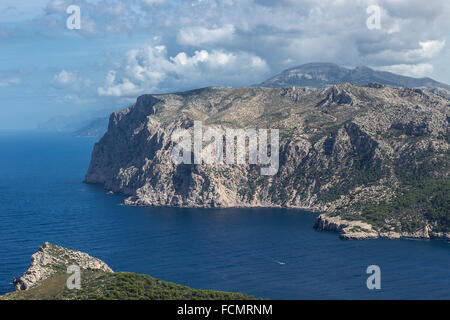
top-left (314, 213), bottom-right (450, 240)
top-left (98, 185), bottom-right (449, 241)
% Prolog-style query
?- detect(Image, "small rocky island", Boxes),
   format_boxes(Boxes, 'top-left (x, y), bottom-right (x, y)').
top-left (1, 243), bottom-right (251, 300)
top-left (85, 82), bottom-right (449, 240)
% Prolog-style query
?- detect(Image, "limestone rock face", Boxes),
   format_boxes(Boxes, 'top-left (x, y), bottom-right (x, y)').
top-left (314, 214), bottom-right (379, 239)
top-left (85, 84), bottom-right (449, 239)
top-left (14, 243), bottom-right (112, 291)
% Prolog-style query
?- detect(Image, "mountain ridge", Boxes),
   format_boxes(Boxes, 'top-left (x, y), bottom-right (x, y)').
top-left (259, 63), bottom-right (450, 98)
top-left (61, 63), bottom-right (450, 139)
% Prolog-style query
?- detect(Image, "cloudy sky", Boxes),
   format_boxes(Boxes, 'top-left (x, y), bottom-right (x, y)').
top-left (0, 0), bottom-right (449, 129)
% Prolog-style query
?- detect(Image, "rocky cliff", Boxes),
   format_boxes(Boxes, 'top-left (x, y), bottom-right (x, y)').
top-left (85, 83), bottom-right (449, 239)
top-left (13, 242), bottom-right (112, 291)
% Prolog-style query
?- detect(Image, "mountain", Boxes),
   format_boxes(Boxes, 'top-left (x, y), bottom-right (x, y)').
top-left (74, 117), bottom-right (109, 138)
top-left (85, 84), bottom-right (449, 240)
top-left (1, 243), bottom-right (252, 300)
top-left (259, 63), bottom-right (450, 97)
top-left (37, 114), bottom-right (95, 133)
top-left (37, 107), bottom-right (120, 137)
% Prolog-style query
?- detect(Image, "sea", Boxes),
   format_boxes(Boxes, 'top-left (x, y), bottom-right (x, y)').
top-left (0, 131), bottom-right (448, 299)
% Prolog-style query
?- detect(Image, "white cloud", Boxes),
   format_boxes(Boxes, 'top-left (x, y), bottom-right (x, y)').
top-left (53, 70), bottom-right (77, 85)
top-left (30, 1), bottom-right (450, 71)
top-left (0, 77), bottom-right (20, 87)
top-left (45, 0), bottom-right (68, 13)
top-left (98, 71), bottom-right (139, 97)
top-left (140, 0), bottom-right (166, 7)
top-left (366, 40), bottom-right (446, 65)
top-left (414, 40), bottom-right (446, 59)
top-left (98, 45), bottom-right (269, 96)
top-left (7, 0), bottom-right (450, 103)
top-left (177, 25), bottom-right (235, 46)
top-left (376, 63), bottom-right (434, 78)
top-left (52, 69), bottom-right (93, 94)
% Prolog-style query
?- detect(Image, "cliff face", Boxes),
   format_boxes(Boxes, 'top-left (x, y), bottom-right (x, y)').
top-left (85, 84), bottom-right (449, 239)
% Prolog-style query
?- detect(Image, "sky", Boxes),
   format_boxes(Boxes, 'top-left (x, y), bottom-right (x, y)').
top-left (0, 0), bottom-right (449, 129)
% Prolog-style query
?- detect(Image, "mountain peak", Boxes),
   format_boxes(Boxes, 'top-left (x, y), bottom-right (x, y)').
top-left (259, 63), bottom-right (450, 96)
top-left (353, 65), bottom-right (373, 73)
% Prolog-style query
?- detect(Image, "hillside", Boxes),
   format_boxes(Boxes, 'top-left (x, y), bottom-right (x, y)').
top-left (0, 243), bottom-right (253, 300)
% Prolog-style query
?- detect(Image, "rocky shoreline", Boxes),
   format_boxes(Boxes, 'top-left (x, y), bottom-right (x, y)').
top-left (121, 198), bottom-right (450, 240)
top-left (314, 214), bottom-right (450, 240)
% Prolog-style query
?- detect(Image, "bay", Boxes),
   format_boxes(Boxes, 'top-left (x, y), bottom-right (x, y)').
top-left (0, 132), bottom-right (448, 299)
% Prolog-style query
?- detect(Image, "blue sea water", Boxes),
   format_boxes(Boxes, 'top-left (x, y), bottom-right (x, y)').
top-left (0, 131), bottom-right (448, 299)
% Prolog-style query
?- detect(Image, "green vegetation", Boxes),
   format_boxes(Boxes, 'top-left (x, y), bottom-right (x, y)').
top-left (319, 130), bottom-right (449, 234)
top-left (1, 271), bottom-right (254, 300)
top-left (319, 157), bottom-right (386, 202)
top-left (394, 149), bottom-right (450, 184)
top-left (343, 180), bottom-right (450, 233)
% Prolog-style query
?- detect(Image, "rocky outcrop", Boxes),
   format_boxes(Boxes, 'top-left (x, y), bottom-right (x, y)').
top-left (85, 83), bottom-right (449, 239)
top-left (314, 214), bottom-right (450, 240)
top-left (2, 244), bottom-right (252, 300)
top-left (314, 214), bottom-right (378, 239)
top-left (13, 243), bottom-right (112, 291)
